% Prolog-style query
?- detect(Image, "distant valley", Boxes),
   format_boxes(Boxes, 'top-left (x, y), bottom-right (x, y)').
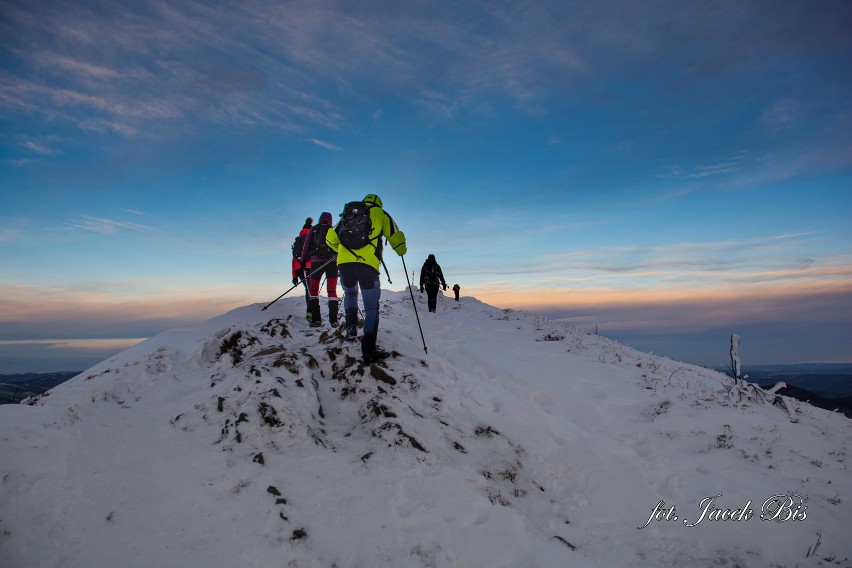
top-left (730, 363), bottom-right (852, 418)
top-left (0, 372), bottom-right (81, 404)
top-left (739, 363), bottom-right (852, 397)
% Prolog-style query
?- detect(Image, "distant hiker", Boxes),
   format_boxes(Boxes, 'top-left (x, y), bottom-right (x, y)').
top-left (300, 212), bottom-right (339, 327)
top-left (292, 217), bottom-right (313, 319)
top-left (419, 254), bottom-right (447, 313)
top-left (326, 194), bottom-right (406, 364)
top-left (452, 283), bottom-right (460, 301)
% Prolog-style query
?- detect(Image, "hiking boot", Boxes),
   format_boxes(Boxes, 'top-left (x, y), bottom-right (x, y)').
top-left (344, 306), bottom-right (358, 340)
top-left (309, 298), bottom-right (322, 326)
top-left (363, 350), bottom-right (391, 365)
top-left (361, 330), bottom-right (389, 364)
top-left (329, 299), bottom-right (339, 327)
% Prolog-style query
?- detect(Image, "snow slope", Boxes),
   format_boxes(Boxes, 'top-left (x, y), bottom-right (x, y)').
top-left (1, 291), bottom-right (850, 568)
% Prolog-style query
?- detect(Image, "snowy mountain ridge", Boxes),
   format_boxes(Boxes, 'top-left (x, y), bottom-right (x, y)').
top-left (1, 291), bottom-right (850, 568)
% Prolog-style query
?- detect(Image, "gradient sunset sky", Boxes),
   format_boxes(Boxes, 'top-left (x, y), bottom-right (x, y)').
top-left (2, 0), bottom-right (851, 373)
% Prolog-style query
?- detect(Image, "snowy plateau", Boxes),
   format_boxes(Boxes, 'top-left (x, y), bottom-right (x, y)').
top-left (1, 291), bottom-right (850, 568)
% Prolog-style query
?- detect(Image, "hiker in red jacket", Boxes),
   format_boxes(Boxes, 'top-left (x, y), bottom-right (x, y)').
top-left (291, 217), bottom-right (313, 319)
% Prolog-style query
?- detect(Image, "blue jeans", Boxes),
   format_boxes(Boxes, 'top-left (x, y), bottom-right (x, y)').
top-left (339, 263), bottom-right (381, 335)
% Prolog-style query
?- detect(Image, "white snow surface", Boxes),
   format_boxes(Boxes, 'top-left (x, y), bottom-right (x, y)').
top-left (1, 291), bottom-right (850, 568)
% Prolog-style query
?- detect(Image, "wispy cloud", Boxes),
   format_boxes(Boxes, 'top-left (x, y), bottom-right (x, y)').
top-left (68, 216), bottom-right (154, 235)
top-left (0, 280), bottom-right (267, 340)
top-left (457, 231), bottom-right (852, 293)
top-left (0, 0), bottom-right (587, 138)
top-left (0, 227), bottom-right (19, 243)
top-left (119, 208), bottom-right (155, 218)
top-left (1, 76), bottom-right (179, 135)
top-left (0, 217), bottom-right (34, 243)
top-left (33, 52), bottom-right (125, 80)
top-left (689, 161), bottom-right (741, 178)
top-left (308, 138), bottom-right (342, 151)
top-left (660, 151), bottom-right (748, 180)
top-left (762, 99), bottom-right (800, 130)
top-left (3, 158), bottom-right (34, 167)
top-left (3, 0), bottom-right (849, 145)
top-left (8, 0), bottom-right (392, 135)
top-left (471, 279), bottom-right (852, 335)
top-left (20, 140), bottom-right (54, 154)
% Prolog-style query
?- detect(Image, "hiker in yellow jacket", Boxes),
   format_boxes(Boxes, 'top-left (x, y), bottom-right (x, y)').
top-left (326, 194), bottom-right (406, 364)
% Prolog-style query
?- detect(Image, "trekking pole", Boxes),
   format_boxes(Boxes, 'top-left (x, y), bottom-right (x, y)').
top-left (302, 271), bottom-right (310, 307)
top-left (262, 255), bottom-right (338, 311)
top-left (401, 255), bottom-right (427, 354)
top-left (377, 237), bottom-right (393, 284)
top-left (380, 257), bottom-right (392, 284)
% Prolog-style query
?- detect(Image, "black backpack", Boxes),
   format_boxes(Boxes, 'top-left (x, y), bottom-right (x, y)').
top-left (335, 201), bottom-right (374, 252)
top-left (309, 224), bottom-right (334, 258)
top-left (423, 264), bottom-right (440, 285)
top-left (292, 234), bottom-right (305, 261)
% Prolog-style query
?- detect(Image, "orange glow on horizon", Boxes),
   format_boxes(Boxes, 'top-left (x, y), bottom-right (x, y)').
top-left (0, 338), bottom-right (147, 352)
top-left (466, 279), bottom-right (852, 310)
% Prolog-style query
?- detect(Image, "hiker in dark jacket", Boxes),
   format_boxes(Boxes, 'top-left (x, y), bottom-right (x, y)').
top-left (300, 212), bottom-right (339, 327)
top-left (419, 254), bottom-right (447, 313)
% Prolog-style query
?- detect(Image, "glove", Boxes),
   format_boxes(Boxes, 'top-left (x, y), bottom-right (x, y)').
top-left (443, 285), bottom-right (448, 291)
top-left (292, 277), bottom-right (298, 285)
top-left (388, 231), bottom-right (406, 256)
top-left (419, 287), bottom-right (424, 293)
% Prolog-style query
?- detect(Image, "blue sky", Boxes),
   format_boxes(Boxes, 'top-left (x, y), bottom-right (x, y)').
top-left (1, 0), bottom-right (851, 373)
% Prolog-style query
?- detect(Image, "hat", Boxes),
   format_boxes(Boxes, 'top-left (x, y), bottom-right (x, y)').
top-left (428, 254), bottom-right (435, 261)
top-left (363, 194), bottom-right (383, 208)
top-left (319, 211), bottom-right (333, 225)
top-left (304, 217), bottom-right (313, 228)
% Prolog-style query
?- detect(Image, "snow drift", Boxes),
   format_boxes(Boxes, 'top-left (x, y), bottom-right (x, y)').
top-left (1, 291), bottom-right (850, 568)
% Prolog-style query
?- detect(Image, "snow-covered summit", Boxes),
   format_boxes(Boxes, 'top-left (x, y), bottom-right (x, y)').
top-left (1, 291), bottom-right (850, 568)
